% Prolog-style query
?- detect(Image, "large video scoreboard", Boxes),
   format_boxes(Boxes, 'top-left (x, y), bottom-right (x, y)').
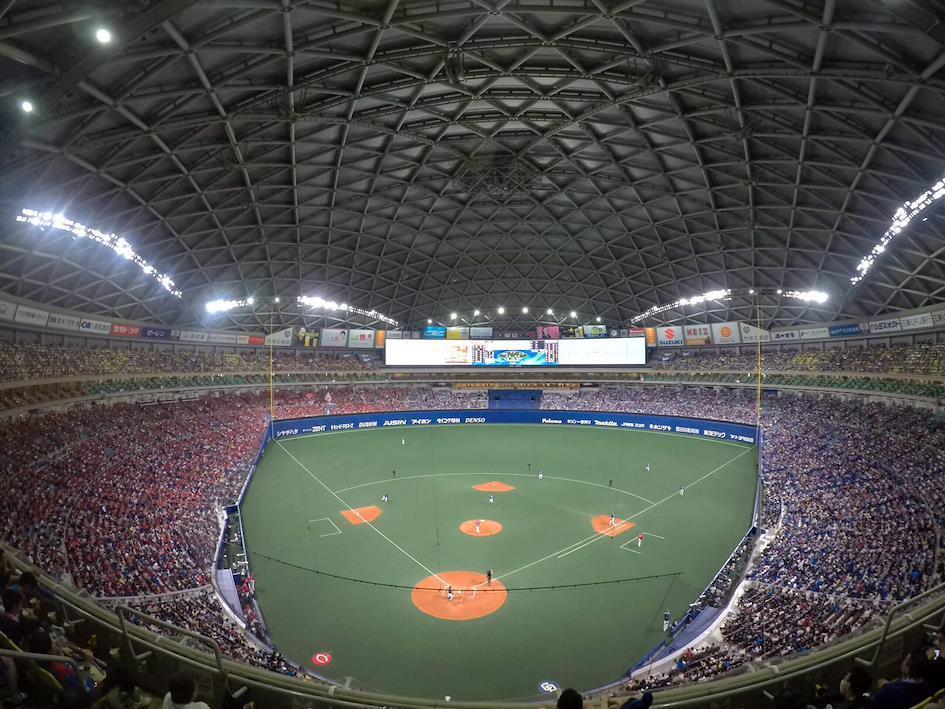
top-left (384, 337), bottom-right (646, 367)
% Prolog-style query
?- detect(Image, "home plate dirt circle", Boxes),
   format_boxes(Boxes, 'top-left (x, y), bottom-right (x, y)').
top-left (412, 571), bottom-right (508, 621)
top-left (459, 519), bottom-right (503, 536)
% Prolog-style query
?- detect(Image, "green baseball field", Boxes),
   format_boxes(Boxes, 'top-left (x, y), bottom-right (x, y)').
top-left (239, 423), bottom-right (757, 701)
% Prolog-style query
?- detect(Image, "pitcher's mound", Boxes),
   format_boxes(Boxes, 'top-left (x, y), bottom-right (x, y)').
top-left (412, 571), bottom-right (507, 621)
top-left (341, 506), bottom-right (382, 525)
top-left (459, 519), bottom-right (503, 537)
top-left (472, 481), bottom-right (516, 492)
top-left (592, 515), bottom-right (635, 537)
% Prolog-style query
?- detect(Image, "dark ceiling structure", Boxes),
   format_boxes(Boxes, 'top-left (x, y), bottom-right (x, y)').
top-left (1, 0), bottom-right (945, 333)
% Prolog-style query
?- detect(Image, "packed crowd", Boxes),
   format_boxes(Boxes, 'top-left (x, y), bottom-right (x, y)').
top-left (543, 386), bottom-right (945, 687)
top-left (120, 590), bottom-right (298, 676)
top-left (2, 383), bottom-right (944, 698)
top-left (0, 341), bottom-right (373, 382)
top-left (654, 342), bottom-right (945, 376)
top-left (0, 387), bottom-right (485, 595)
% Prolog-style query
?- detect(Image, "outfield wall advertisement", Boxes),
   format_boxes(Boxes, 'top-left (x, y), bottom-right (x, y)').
top-left (267, 409), bottom-right (758, 445)
top-left (385, 337), bottom-right (646, 366)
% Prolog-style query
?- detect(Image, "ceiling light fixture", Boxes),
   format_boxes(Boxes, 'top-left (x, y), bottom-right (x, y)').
top-left (631, 287), bottom-right (828, 323)
top-left (95, 27), bottom-right (112, 44)
top-left (297, 295), bottom-right (397, 326)
top-left (16, 208), bottom-right (182, 297)
top-left (851, 174), bottom-right (945, 285)
top-left (19, 100), bottom-right (33, 113)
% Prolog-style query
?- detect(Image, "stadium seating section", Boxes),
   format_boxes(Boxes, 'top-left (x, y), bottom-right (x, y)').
top-left (1, 383), bottom-right (944, 695)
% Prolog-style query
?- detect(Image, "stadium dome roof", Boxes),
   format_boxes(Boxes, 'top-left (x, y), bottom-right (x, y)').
top-left (1, 0), bottom-right (945, 333)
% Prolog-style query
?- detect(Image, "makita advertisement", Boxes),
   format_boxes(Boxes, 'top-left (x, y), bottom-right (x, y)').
top-left (267, 410), bottom-right (758, 445)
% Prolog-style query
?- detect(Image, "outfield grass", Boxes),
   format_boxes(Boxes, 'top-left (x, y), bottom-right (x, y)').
top-left (240, 423), bottom-right (757, 701)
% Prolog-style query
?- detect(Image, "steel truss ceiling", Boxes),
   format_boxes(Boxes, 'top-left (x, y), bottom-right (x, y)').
top-left (2, 0), bottom-right (945, 333)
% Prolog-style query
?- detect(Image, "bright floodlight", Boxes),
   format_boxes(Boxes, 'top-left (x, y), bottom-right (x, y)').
top-left (473, 309), bottom-right (480, 316)
top-left (522, 306), bottom-right (528, 314)
top-left (546, 308), bottom-right (553, 315)
top-left (427, 318), bottom-right (433, 324)
top-left (569, 311), bottom-right (577, 318)
top-left (206, 298), bottom-right (250, 314)
top-left (450, 312), bottom-right (457, 320)
top-left (20, 100), bottom-right (33, 113)
top-left (497, 307), bottom-right (505, 314)
top-left (95, 27), bottom-right (112, 44)
top-left (596, 316), bottom-right (602, 322)
top-left (274, 297), bottom-right (280, 303)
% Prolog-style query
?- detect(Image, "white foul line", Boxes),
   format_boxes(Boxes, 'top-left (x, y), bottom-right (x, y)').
top-left (276, 441), bottom-right (447, 585)
top-left (499, 446), bottom-right (754, 578)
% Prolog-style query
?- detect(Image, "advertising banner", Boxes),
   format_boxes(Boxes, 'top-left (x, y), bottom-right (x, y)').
top-left (710, 322), bottom-right (741, 344)
top-left (932, 309), bottom-right (945, 328)
top-left (469, 326), bottom-right (493, 339)
top-left (537, 325), bottom-right (560, 340)
top-left (627, 327), bottom-right (645, 338)
top-left (347, 329), bottom-right (375, 349)
top-left (267, 410), bottom-right (758, 446)
top-left (0, 298), bottom-right (15, 321)
top-left (374, 331), bottom-right (386, 349)
top-left (656, 326), bottom-right (684, 346)
top-left (900, 312), bottom-right (934, 331)
top-left (14, 304), bottom-right (49, 327)
top-left (684, 324), bottom-right (712, 346)
top-left (799, 326), bottom-right (830, 340)
top-left (319, 328), bottom-right (348, 347)
top-left (236, 334), bottom-right (265, 346)
top-left (79, 318), bottom-right (112, 335)
top-left (46, 312), bottom-right (81, 331)
top-left (141, 327), bottom-right (173, 340)
top-left (582, 324), bottom-right (607, 338)
top-left (385, 330), bottom-right (404, 339)
top-left (293, 328), bottom-right (319, 348)
top-left (560, 326), bottom-right (583, 338)
top-left (109, 323), bottom-right (141, 337)
top-left (771, 329), bottom-right (799, 342)
top-left (829, 323), bottom-right (868, 337)
top-left (645, 327), bottom-right (657, 346)
top-left (423, 325), bottom-right (447, 339)
top-left (179, 330), bottom-right (209, 343)
top-left (739, 322), bottom-right (771, 343)
top-left (868, 317), bottom-right (902, 334)
top-left (265, 327), bottom-right (293, 347)
top-left (208, 332), bottom-right (238, 345)
top-left (446, 326), bottom-right (469, 340)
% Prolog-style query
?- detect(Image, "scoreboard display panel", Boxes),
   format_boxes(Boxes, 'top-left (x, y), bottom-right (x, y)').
top-left (385, 336), bottom-right (645, 366)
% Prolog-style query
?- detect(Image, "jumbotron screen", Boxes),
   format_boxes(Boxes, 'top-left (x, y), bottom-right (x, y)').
top-left (385, 337), bottom-right (646, 366)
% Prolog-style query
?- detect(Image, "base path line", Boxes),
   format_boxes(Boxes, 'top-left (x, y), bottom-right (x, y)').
top-left (276, 441), bottom-right (447, 585)
top-left (500, 446), bottom-right (754, 580)
top-left (640, 532), bottom-right (665, 539)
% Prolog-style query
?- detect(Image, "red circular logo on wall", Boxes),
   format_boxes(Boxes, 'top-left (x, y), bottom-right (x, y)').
top-left (311, 651), bottom-right (333, 666)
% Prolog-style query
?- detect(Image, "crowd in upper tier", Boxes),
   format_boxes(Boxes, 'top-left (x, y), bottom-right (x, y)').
top-left (1, 384), bottom-right (944, 696)
top-left (0, 341), bottom-right (372, 382)
top-left (654, 342), bottom-right (945, 376)
top-left (1, 340), bottom-right (945, 385)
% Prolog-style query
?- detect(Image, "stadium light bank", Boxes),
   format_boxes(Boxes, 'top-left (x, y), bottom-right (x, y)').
top-left (16, 208), bottom-right (182, 298)
top-left (298, 295), bottom-right (397, 327)
top-left (630, 288), bottom-right (828, 324)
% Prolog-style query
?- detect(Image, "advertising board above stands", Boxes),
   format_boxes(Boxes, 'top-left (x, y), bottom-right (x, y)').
top-left (0, 291), bottom-right (944, 351)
